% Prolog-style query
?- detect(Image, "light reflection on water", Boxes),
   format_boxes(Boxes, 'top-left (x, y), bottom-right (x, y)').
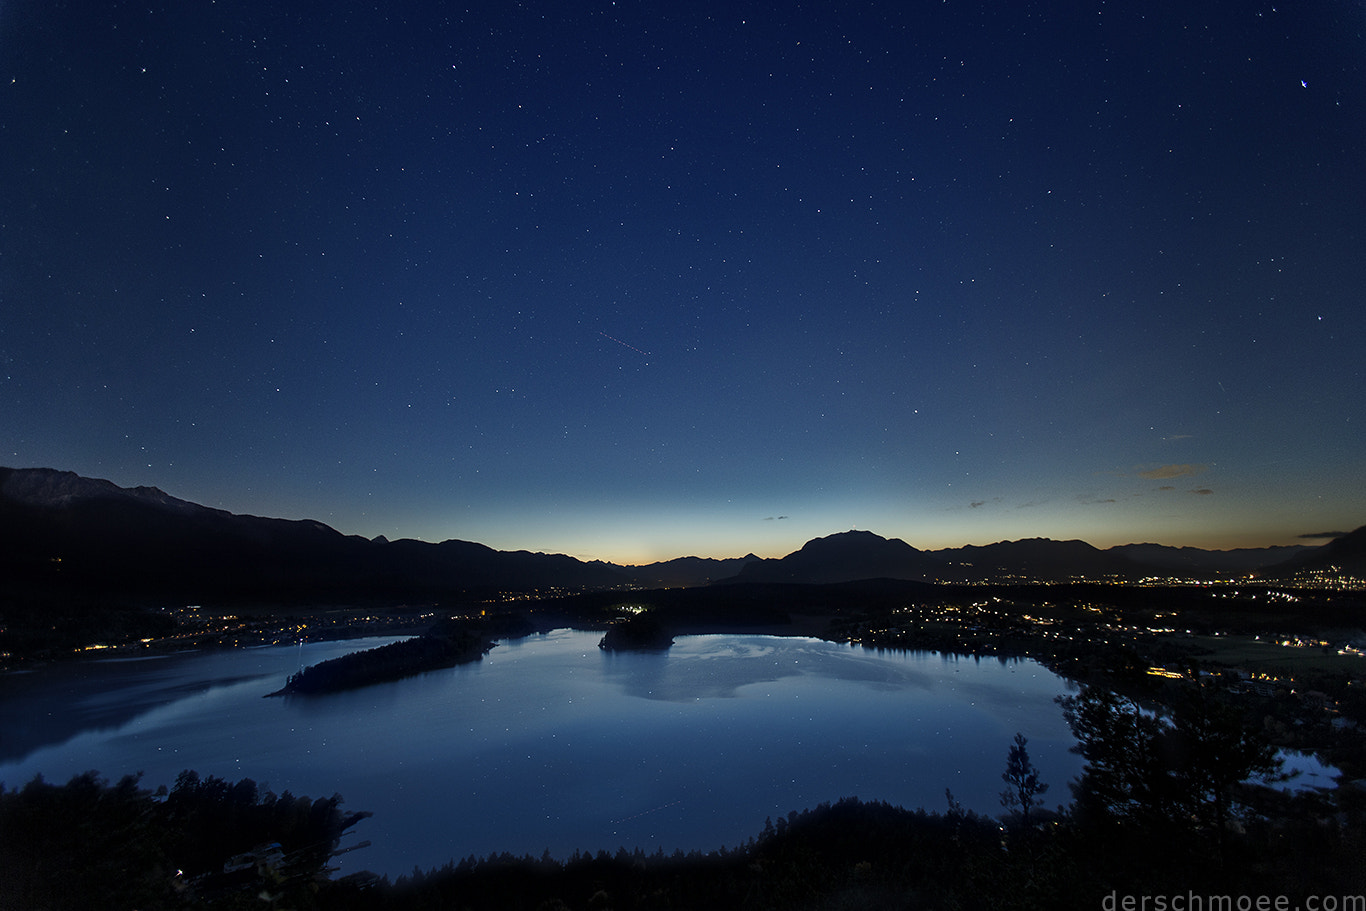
top-left (3, 630), bottom-right (1317, 878)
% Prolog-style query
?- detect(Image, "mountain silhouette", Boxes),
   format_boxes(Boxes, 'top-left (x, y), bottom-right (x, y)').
top-left (626, 554), bottom-right (761, 588)
top-left (1263, 525), bottom-right (1366, 577)
top-left (931, 538), bottom-right (1141, 581)
top-left (1, 467), bottom-right (1348, 602)
top-left (1111, 542), bottom-right (1315, 576)
top-left (720, 530), bottom-right (941, 584)
top-left (0, 467), bottom-right (629, 602)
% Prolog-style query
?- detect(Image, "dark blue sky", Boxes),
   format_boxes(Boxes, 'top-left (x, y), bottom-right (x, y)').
top-left (3, 1), bottom-right (1363, 562)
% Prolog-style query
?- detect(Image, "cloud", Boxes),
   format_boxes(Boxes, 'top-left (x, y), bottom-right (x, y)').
top-left (1164, 434), bottom-right (1194, 441)
top-left (1157, 485), bottom-right (1176, 491)
top-left (970, 501), bottom-right (986, 508)
top-left (762, 515), bottom-right (789, 521)
top-left (1189, 488), bottom-right (1214, 496)
top-left (1299, 530), bottom-right (1349, 539)
top-left (1137, 463), bottom-right (1206, 480)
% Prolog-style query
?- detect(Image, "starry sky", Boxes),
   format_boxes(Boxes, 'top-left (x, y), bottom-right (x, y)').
top-left (2, 1), bottom-right (1363, 563)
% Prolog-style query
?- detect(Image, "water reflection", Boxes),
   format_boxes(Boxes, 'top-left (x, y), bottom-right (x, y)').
top-left (1, 631), bottom-right (1086, 877)
top-left (0, 638), bottom-right (403, 762)
top-left (601, 637), bottom-right (1007, 703)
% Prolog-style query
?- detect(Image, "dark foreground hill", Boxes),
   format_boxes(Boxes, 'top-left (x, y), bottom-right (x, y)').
top-left (5, 768), bottom-right (1361, 911)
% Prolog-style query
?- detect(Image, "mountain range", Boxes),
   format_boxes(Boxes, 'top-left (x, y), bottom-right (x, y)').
top-left (2, 467), bottom-right (1360, 605)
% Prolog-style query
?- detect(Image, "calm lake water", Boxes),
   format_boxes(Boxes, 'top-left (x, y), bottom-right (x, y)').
top-left (2, 631), bottom-right (1092, 876)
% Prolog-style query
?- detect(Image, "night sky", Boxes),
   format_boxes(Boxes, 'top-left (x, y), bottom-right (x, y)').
top-left (3, 2), bottom-right (1363, 563)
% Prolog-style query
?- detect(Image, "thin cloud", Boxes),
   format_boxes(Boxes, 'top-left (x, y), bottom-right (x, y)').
top-left (1189, 488), bottom-right (1214, 496)
top-left (970, 501), bottom-right (986, 508)
top-left (1299, 530), bottom-right (1349, 539)
top-left (1138, 463), bottom-right (1206, 480)
top-left (1157, 485), bottom-right (1176, 491)
top-left (1164, 434), bottom-right (1194, 442)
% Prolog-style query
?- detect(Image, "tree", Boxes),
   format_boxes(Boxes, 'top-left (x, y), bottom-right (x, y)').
top-left (1059, 685), bottom-right (1285, 855)
top-left (1057, 687), bottom-right (1172, 825)
top-left (999, 732), bottom-right (1049, 826)
top-left (1162, 687), bottom-right (1284, 862)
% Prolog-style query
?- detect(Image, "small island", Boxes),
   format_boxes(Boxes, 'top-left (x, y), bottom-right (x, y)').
top-left (268, 618), bottom-right (499, 696)
top-left (598, 612), bottom-right (674, 651)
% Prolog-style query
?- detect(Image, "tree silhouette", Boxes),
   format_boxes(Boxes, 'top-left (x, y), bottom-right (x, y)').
top-left (1057, 687), bottom-right (1172, 825)
top-left (999, 732), bottom-right (1049, 826)
top-left (1162, 687), bottom-right (1285, 864)
top-left (1060, 684), bottom-right (1286, 862)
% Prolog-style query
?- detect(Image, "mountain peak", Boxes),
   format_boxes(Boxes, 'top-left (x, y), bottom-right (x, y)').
top-left (727, 529), bottom-right (933, 584)
top-left (799, 529), bottom-right (918, 552)
top-left (1266, 524), bottom-right (1366, 576)
top-left (0, 466), bottom-right (629, 600)
top-left (0, 467), bottom-right (219, 519)
top-left (1, 467), bottom-right (122, 506)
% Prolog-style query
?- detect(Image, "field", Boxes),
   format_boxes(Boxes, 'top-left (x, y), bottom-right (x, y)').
top-left (1184, 633), bottom-right (1366, 675)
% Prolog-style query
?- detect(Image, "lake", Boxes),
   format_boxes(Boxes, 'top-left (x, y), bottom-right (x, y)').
top-left (1, 631), bottom-right (1092, 877)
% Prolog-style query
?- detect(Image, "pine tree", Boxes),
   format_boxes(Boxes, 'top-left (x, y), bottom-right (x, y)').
top-left (1000, 732), bottom-right (1049, 827)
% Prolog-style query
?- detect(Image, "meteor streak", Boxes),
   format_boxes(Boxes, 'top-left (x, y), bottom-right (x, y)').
top-left (608, 799), bottom-right (684, 824)
top-left (599, 331), bottom-right (651, 358)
